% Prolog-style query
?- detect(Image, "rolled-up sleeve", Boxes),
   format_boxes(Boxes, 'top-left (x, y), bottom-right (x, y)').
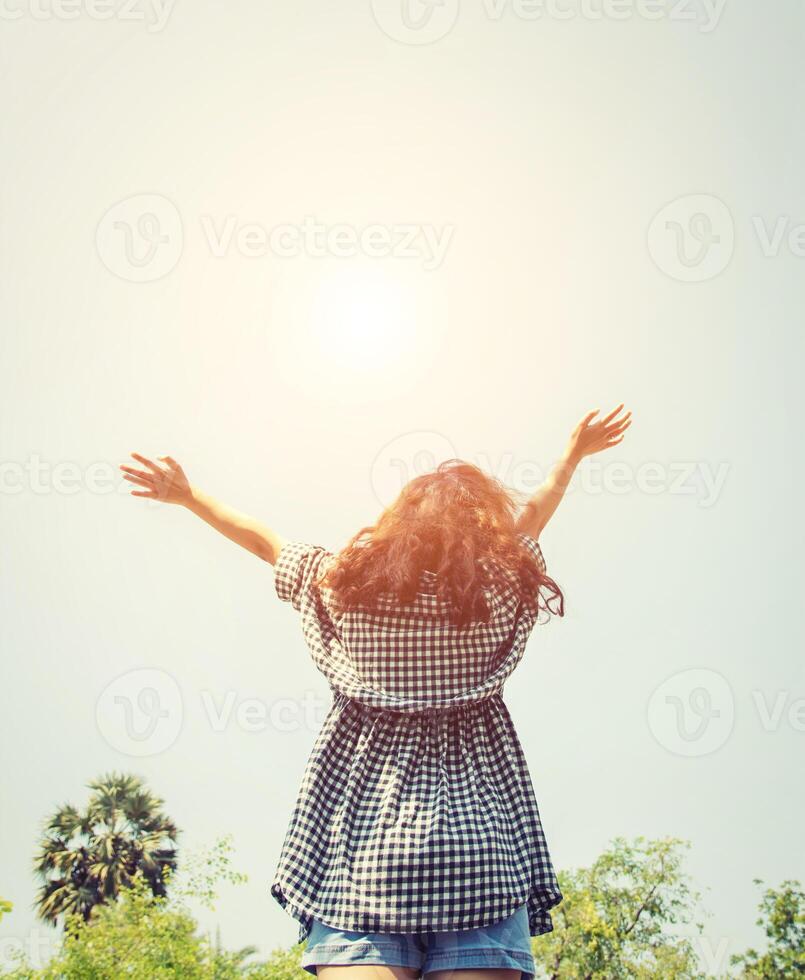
top-left (517, 531), bottom-right (547, 573)
top-left (274, 541), bottom-right (332, 611)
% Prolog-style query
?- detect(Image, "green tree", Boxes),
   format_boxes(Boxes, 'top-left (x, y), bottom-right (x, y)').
top-left (33, 773), bottom-right (178, 926)
top-left (2, 841), bottom-right (305, 980)
top-left (5, 874), bottom-right (223, 979)
top-left (731, 879), bottom-right (805, 978)
top-left (532, 837), bottom-right (706, 979)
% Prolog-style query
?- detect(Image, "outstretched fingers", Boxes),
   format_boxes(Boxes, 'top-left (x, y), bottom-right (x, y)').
top-left (604, 410), bottom-right (631, 433)
top-left (120, 451), bottom-right (187, 502)
top-left (601, 403), bottom-right (625, 426)
top-left (130, 452), bottom-right (167, 475)
top-left (121, 453), bottom-right (169, 497)
top-left (120, 464), bottom-right (155, 482)
top-left (121, 470), bottom-right (155, 490)
top-left (605, 420), bottom-right (632, 444)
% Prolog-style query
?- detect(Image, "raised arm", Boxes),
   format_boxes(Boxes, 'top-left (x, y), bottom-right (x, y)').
top-left (515, 404), bottom-right (631, 540)
top-left (120, 453), bottom-right (286, 564)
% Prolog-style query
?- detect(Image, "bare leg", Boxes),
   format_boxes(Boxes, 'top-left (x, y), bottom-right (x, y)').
top-left (317, 967), bottom-right (421, 980)
top-left (426, 971), bottom-right (522, 980)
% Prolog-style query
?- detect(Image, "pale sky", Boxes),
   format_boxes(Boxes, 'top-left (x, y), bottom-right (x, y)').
top-left (1, 0), bottom-right (803, 974)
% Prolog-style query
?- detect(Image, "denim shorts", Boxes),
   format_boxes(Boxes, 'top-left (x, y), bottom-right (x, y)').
top-left (300, 902), bottom-right (536, 978)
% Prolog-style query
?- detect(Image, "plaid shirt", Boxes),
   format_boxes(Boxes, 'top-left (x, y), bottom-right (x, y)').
top-left (270, 532), bottom-right (562, 944)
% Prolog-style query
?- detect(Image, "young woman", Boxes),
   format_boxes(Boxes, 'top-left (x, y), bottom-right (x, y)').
top-left (120, 405), bottom-right (631, 980)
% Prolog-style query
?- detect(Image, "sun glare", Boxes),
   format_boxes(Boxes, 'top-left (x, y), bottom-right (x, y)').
top-left (309, 265), bottom-right (417, 371)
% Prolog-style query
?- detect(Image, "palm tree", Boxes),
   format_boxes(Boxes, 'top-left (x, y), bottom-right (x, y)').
top-left (33, 772), bottom-right (179, 925)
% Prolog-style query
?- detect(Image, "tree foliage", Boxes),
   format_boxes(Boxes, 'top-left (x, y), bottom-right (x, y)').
top-left (33, 773), bottom-right (178, 926)
top-left (3, 874), bottom-right (304, 979)
top-left (4, 841), bottom-right (304, 980)
top-left (532, 837), bottom-right (706, 979)
top-left (8, 819), bottom-right (805, 979)
top-left (731, 879), bottom-right (805, 978)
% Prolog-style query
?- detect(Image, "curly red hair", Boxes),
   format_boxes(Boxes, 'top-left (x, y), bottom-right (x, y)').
top-left (318, 459), bottom-right (564, 628)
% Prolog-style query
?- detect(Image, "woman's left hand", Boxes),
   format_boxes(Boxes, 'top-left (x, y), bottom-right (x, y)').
top-left (120, 453), bottom-right (193, 505)
top-left (566, 405), bottom-right (632, 460)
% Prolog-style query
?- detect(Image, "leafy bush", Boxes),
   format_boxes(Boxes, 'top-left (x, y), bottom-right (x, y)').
top-left (3, 839), bottom-right (306, 980)
top-left (731, 879), bottom-right (805, 978)
top-left (532, 837), bottom-right (707, 979)
top-left (5, 834), bottom-right (803, 978)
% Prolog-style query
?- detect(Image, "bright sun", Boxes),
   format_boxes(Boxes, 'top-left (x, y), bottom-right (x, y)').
top-left (308, 264), bottom-right (417, 371)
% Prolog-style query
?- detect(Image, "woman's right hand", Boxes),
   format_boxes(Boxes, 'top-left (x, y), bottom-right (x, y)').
top-left (566, 405), bottom-right (632, 461)
top-left (119, 453), bottom-right (193, 505)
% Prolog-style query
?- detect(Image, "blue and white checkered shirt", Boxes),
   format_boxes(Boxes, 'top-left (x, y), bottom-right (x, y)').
top-left (270, 531), bottom-right (562, 944)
